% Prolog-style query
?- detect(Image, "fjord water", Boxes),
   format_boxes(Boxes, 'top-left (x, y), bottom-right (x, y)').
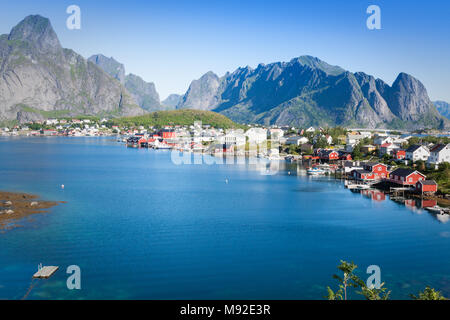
top-left (0, 137), bottom-right (449, 300)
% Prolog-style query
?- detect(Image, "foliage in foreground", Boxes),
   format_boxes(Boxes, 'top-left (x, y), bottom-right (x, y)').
top-left (410, 286), bottom-right (447, 300)
top-left (326, 260), bottom-right (447, 300)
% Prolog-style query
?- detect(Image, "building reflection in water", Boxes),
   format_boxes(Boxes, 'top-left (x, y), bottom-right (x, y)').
top-left (355, 189), bottom-right (447, 223)
top-left (360, 189), bottom-right (386, 202)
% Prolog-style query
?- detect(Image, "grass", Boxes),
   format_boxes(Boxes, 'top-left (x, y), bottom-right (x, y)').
top-left (19, 105), bottom-right (72, 118)
top-left (108, 109), bottom-right (246, 129)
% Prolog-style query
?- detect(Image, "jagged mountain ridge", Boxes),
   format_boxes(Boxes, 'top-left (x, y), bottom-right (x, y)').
top-left (0, 15), bottom-right (145, 123)
top-left (88, 54), bottom-right (125, 83)
top-left (88, 54), bottom-right (162, 112)
top-left (177, 56), bottom-right (448, 130)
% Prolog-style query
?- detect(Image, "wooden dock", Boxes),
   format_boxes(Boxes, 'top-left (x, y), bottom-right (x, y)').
top-left (33, 266), bottom-right (59, 279)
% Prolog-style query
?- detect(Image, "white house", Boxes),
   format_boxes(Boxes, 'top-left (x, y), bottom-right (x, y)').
top-left (269, 128), bottom-right (284, 140)
top-left (343, 161), bottom-right (363, 174)
top-left (428, 144), bottom-right (450, 165)
top-left (359, 131), bottom-right (372, 139)
top-left (305, 127), bottom-right (315, 133)
top-left (220, 130), bottom-right (246, 146)
top-left (379, 143), bottom-right (400, 156)
top-left (346, 134), bottom-right (364, 145)
top-left (245, 128), bottom-right (267, 144)
top-left (46, 119), bottom-right (59, 125)
top-left (405, 145), bottom-right (430, 162)
top-left (392, 136), bottom-right (410, 145)
top-left (345, 134), bottom-right (365, 152)
top-left (286, 136), bottom-right (309, 145)
top-left (374, 135), bottom-right (394, 146)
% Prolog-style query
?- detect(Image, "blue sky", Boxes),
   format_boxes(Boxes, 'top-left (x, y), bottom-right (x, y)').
top-left (0, 0), bottom-right (449, 101)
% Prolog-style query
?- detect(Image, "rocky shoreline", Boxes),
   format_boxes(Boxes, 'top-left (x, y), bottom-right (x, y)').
top-left (0, 191), bottom-right (64, 232)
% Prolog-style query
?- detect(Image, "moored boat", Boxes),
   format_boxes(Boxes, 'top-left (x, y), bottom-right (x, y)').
top-left (307, 167), bottom-right (325, 175)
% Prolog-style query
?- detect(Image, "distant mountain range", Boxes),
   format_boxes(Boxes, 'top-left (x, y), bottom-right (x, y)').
top-left (435, 101), bottom-right (450, 119)
top-left (176, 56), bottom-right (449, 130)
top-left (162, 94), bottom-right (182, 108)
top-left (0, 15), bottom-right (448, 130)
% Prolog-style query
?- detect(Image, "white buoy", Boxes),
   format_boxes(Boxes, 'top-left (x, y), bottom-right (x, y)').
top-left (288, 171), bottom-right (291, 175)
top-left (225, 179), bottom-right (228, 184)
top-left (61, 184), bottom-right (65, 189)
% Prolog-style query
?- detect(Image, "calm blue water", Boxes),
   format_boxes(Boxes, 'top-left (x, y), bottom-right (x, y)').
top-left (0, 137), bottom-right (449, 300)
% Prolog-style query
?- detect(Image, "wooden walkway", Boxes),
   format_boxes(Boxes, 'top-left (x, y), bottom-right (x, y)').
top-left (33, 266), bottom-right (59, 279)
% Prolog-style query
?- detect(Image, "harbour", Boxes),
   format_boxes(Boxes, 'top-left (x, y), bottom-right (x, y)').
top-left (0, 136), bottom-right (449, 300)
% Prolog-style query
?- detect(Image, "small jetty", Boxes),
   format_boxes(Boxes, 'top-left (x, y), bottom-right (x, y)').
top-left (33, 266), bottom-right (59, 279)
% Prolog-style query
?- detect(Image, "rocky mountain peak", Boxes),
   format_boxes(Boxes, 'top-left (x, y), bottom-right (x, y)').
top-left (387, 72), bottom-right (435, 121)
top-left (177, 71), bottom-right (221, 110)
top-left (202, 71), bottom-right (219, 80)
top-left (8, 15), bottom-right (61, 53)
top-left (176, 56), bottom-right (448, 130)
top-left (0, 15), bottom-right (145, 122)
top-left (289, 55), bottom-right (345, 76)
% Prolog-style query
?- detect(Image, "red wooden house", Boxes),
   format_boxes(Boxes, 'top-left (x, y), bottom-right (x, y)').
top-left (352, 162), bottom-right (389, 181)
top-left (159, 129), bottom-right (176, 140)
top-left (416, 180), bottom-right (438, 194)
top-left (319, 150), bottom-right (339, 161)
top-left (338, 151), bottom-right (353, 161)
top-left (389, 168), bottom-right (426, 186)
top-left (393, 149), bottom-right (406, 160)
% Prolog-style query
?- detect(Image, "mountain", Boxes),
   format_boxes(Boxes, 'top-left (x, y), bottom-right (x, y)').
top-left (88, 54), bottom-right (161, 112)
top-left (177, 56), bottom-right (448, 130)
top-left (88, 54), bottom-right (125, 83)
top-left (0, 15), bottom-right (145, 123)
top-left (124, 74), bottom-right (160, 112)
top-left (177, 71), bottom-right (221, 111)
top-left (435, 101), bottom-right (450, 119)
top-left (162, 94), bottom-right (182, 108)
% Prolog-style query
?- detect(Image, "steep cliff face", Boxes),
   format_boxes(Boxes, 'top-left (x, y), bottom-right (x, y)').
top-left (177, 71), bottom-right (221, 110)
top-left (435, 101), bottom-right (450, 119)
top-left (0, 15), bottom-right (145, 123)
top-left (88, 54), bottom-right (125, 83)
top-left (88, 54), bottom-right (161, 112)
top-left (124, 74), bottom-right (160, 112)
top-left (177, 56), bottom-right (448, 129)
top-left (384, 73), bottom-right (441, 122)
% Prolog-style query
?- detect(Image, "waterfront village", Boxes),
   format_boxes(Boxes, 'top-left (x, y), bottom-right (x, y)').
top-left (2, 117), bottom-right (450, 214)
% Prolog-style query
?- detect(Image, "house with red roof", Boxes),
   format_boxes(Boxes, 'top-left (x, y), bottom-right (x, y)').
top-left (393, 149), bottom-right (406, 160)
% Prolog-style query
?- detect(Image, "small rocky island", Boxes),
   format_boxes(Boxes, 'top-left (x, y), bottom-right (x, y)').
top-left (0, 191), bottom-right (63, 232)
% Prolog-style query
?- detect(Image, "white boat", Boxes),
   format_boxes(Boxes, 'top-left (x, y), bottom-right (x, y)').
top-left (425, 205), bottom-right (445, 214)
top-left (307, 168), bottom-right (325, 175)
top-left (155, 143), bottom-right (172, 150)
